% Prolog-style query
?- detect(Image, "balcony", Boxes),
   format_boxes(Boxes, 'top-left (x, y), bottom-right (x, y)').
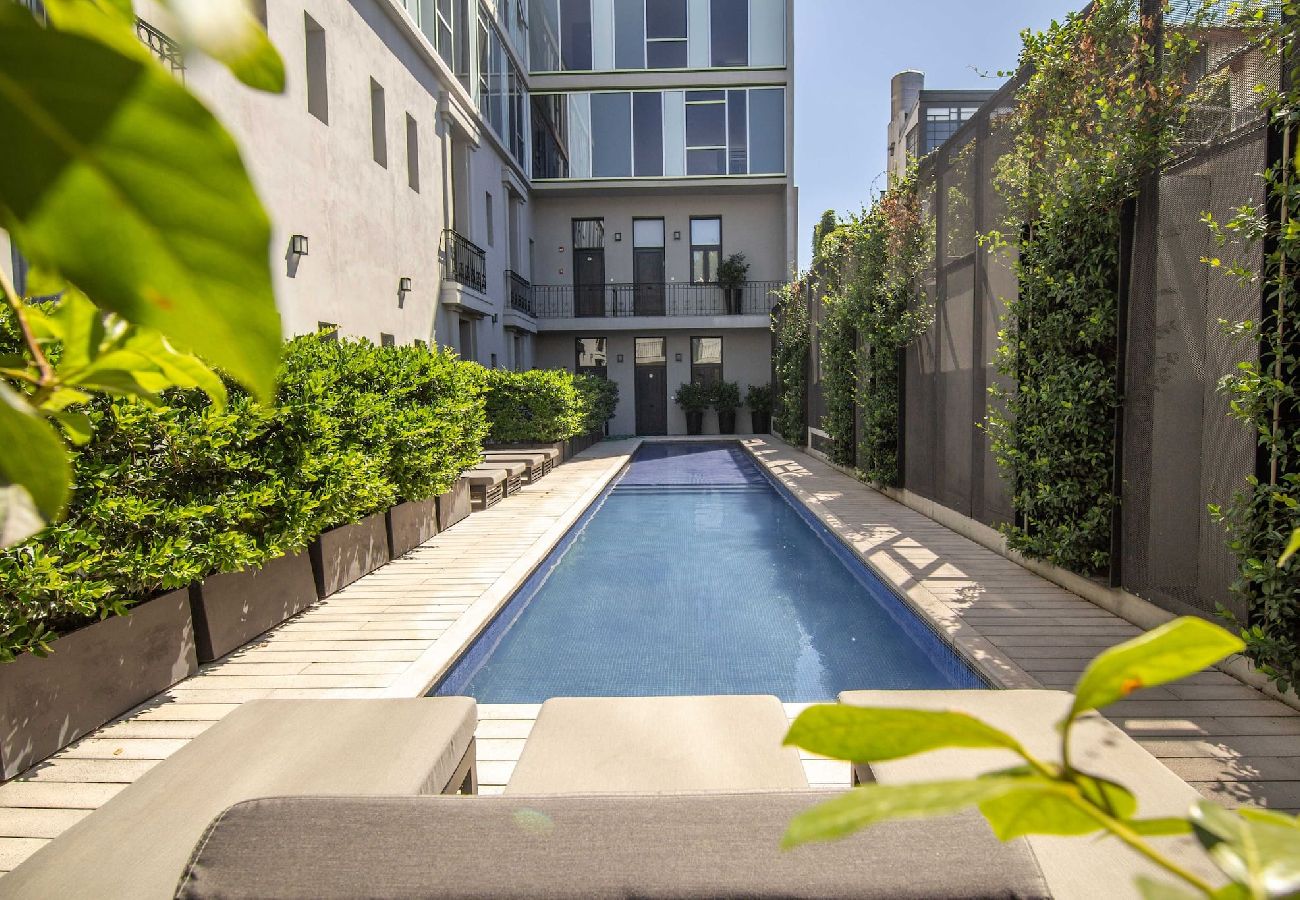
top-left (506, 270), bottom-right (533, 316)
top-left (441, 229), bottom-right (487, 293)
top-left (531, 281), bottom-right (783, 324)
top-left (136, 18), bottom-right (185, 78)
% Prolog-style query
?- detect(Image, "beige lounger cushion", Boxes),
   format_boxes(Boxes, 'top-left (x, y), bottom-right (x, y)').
top-left (839, 689), bottom-right (1223, 899)
top-left (472, 460), bottom-right (526, 477)
top-left (505, 695), bottom-right (808, 794)
top-left (175, 794), bottom-right (1048, 899)
top-left (0, 698), bottom-right (477, 900)
top-left (463, 468), bottom-right (506, 486)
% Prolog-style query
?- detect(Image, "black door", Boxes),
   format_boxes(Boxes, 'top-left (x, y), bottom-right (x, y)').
top-left (633, 248), bottom-right (665, 316)
top-left (635, 365), bottom-right (668, 435)
top-left (574, 248), bottom-right (605, 317)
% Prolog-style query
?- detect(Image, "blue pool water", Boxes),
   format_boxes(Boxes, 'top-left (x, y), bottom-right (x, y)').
top-left (432, 443), bottom-right (986, 701)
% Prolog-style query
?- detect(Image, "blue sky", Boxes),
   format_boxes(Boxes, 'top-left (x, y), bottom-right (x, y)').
top-left (793, 0), bottom-right (1082, 268)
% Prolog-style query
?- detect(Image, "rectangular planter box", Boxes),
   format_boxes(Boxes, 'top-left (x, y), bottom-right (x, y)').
top-left (0, 588), bottom-right (197, 780)
top-left (387, 497), bottom-right (438, 558)
top-left (437, 478), bottom-right (471, 532)
top-left (309, 513), bottom-right (391, 599)
top-left (190, 551), bottom-right (318, 663)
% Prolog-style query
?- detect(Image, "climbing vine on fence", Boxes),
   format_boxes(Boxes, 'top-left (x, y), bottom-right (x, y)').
top-left (986, 0), bottom-right (1198, 575)
top-left (1203, 5), bottom-right (1300, 693)
top-left (771, 277), bottom-right (810, 445)
top-left (814, 175), bottom-right (933, 482)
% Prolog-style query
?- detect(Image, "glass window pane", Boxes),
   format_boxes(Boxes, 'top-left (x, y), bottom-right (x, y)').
top-left (591, 92), bottom-right (632, 177)
top-left (710, 0), bottom-right (747, 66)
top-left (633, 219), bottom-right (665, 247)
top-left (692, 336), bottom-right (722, 365)
top-left (690, 217), bottom-right (720, 245)
top-left (576, 337), bottom-right (607, 370)
top-left (635, 337), bottom-right (667, 364)
top-left (687, 148), bottom-right (725, 175)
top-left (573, 218), bottom-right (605, 248)
top-left (614, 0), bottom-right (645, 68)
top-left (560, 0), bottom-right (592, 69)
top-left (691, 248), bottom-right (720, 283)
top-left (685, 102), bottom-right (725, 147)
top-left (645, 0), bottom-right (686, 38)
top-left (633, 91), bottom-right (663, 176)
top-left (686, 89), bottom-right (725, 102)
top-left (646, 39), bottom-right (686, 68)
top-left (747, 87), bottom-right (784, 174)
top-left (727, 89), bottom-right (747, 174)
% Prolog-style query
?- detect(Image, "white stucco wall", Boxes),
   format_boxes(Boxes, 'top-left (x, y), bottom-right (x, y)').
top-left (536, 327), bottom-right (772, 436)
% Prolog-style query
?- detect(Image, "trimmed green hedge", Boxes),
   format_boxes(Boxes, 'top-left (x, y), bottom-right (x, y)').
top-left (0, 337), bottom-right (487, 661)
top-left (484, 369), bottom-right (617, 443)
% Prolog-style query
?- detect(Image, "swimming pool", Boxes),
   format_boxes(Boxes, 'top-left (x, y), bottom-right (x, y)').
top-left (431, 442), bottom-right (986, 702)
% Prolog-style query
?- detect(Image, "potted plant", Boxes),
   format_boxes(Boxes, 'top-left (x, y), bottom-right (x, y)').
top-left (717, 252), bottom-right (749, 314)
top-left (674, 382), bottom-right (712, 435)
top-left (712, 380), bottom-right (741, 435)
top-left (746, 383), bottom-right (773, 434)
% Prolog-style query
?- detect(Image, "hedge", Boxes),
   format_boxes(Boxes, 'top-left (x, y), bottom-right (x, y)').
top-left (484, 368), bottom-right (618, 443)
top-left (0, 337), bottom-right (487, 661)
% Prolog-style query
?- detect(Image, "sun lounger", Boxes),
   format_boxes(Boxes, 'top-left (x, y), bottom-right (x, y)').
top-left (463, 468), bottom-right (506, 509)
top-left (0, 699), bottom-right (477, 900)
top-left (505, 695), bottom-right (809, 793)
top-left (469, 461), bottom-right (525, 497)
top-left (482, 450), bottom-right (551, 480)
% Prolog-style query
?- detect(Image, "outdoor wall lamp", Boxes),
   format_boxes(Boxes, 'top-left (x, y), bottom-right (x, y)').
top-left (673, 231), bottom-right (681, 241)
top-left (616, 354), bottom-right (624, 363)
top-left (491, 314), bottom-right (499, 324)
top-left (675, 353), bottom-right (683, 362)
top-left (290, 234), bottom-right (309, 256)
top-left (614, 232), bottom-right (622, 242)
top-left (399, 276), bottom-right (413, 293)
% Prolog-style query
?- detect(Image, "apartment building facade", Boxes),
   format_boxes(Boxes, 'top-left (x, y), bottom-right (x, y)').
top-left (886, 70), bottom-right (994, 185)
top-left (4, 0), bottom-right (795, 435)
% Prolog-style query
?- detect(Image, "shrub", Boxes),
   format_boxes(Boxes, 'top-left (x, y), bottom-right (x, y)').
top-left (574, 374), bottom-right (618, 435)
top-left (673, 381), bottom-right (712, 413)
top-left (746, 384), bottom-right (773, 414)
top-left (483, 368), bottom-right (586, 442)
top-left (717, 253), bottom-right (749, 291)
top-left (0, 338), bottom-right (487, 661)
top-left (771, 279), bottom-right (810, 443)
top-left (711, 381), bottom-right (741, 411)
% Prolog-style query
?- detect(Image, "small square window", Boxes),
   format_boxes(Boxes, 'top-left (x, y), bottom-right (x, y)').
top-left (380, 332), bottom-right (395, 347)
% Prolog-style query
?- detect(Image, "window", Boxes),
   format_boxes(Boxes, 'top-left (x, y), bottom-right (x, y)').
top-left (305, 14), bottom-right (328, 124)
top-left (633, 218), bottom-right (665, 248)
top-left (710, 0), bottom-right (747, 66)
top-left (513, 333), bottom-right (526, 371)
top-left (727, 89), bottom-right (746, 174)
top-left (685, 91), bottom-right (726, 175)
top-left (490, 352), bottom-right (498, 368)
top-left (370, 79), bottom-right (387, 167)
top-left (380, 332), bottom-right (396, 347)
top-left (690, 217), bottom-right (721, 283)
top-left (614, 0), bottom-right (645, 69)
top-left (573, 218), bottom-right (605, 249)
top-left (645, 0), bottom-right (686, 68)
top-left (691, 336), bottom-right (723, 386)
top-left (635, 337), bottom-right (667, 365)
top-left (405, 113), bottom-right (420, 191)
top-left (747, 86), bottom-right (784, 174)
top-left (924, 105), bottom-right (979, 153)
top-left (415, 338), bottom-right (428, 349)
top-left (633, 92), bottom-right (663, 176)
top-left (591, 92), bottom-right (631, 177)
top-left (458, 316), bottom-right (477, 361)
top-left (318, 321), bottom-right (339, 341)
top-left (485, 192), bottom-right (495, 246)
top-left (576, 337), bottom-right (608, 377)
top-left (559, 0), bottom-right (591, 70)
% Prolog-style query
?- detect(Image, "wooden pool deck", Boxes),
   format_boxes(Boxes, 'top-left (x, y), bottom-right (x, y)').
top-left (0, 436), bottom-right (1295, 875)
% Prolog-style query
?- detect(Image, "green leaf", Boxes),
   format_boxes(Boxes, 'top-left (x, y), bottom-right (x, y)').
top-left (785, 704), bottom-right (1025, 762)
top-left (49, 409), bottom-right (94, 445)
top-left (782, 777), bottom-right (1027, 848)
top-left (1280, 529), bottom-right (1300, 567)
top-left (0, 8), bottom-right (282, 401)
top-left (0, 382), bottom-right (70, 542)
top-left (160, 0), bottom-right (286, 93)
top-left (977, 771), bottom-right (1136, 840)
top-left (1128, 817), bottom-right (1195, 837)
top-left (1191, 801), bottom-right (1300, 898)
top-left (1135, 877), bottom-right (1217, 900)
top-left (1069, 618), bottom-right (1246, 722)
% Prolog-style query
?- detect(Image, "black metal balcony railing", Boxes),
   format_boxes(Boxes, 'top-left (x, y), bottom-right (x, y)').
top-left (531, 281), bottom-right (784, 319)
top-left (136, 18), bottom-right (185, 78)
top-left (441, 229), bottom-right (487, 293)
top-left (505, 270), bottom-right (533, 316)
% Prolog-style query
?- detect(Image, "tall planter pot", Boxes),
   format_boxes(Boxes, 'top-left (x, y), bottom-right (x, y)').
top-left (725, 287), bottom-right (743, 314)
top-left (191, 551), bottom-right (317, 663)
top-left (0, 588), bottom-right (197, 780)
top-left (717, 409), bottom-right (737, 435)
top-left (310, 513), bottom-right (392, 599)
top-left (387, 497), bottom-right (438, 559)
top-left (685, 410), bottom-right (704, 436)
top-left (751, 410), bottom-right (771, 434)
top-left (437, 478), bottom-right (472, 532)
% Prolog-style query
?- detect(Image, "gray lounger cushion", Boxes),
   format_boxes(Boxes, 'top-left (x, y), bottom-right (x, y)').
top-left (0, 699), bottom-right (477, 900)
top-left (176, 793), bottom-right (1049, 899)
top-left (506, 695), bottom-right (808, 794)
top-left (463, 468), bottom-right (506, 486)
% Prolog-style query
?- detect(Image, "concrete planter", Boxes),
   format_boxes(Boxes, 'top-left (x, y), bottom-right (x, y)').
top-left (387, 497), bottom-right (438, 558)
top-left (437, 478), bottom-right (472, 531)
top-left (751, 411), bottom-right (772, 434)
top-left (310, 513), bottom-right (391, 598)
top-left (718, 410), bottom-right (737, 435)
top-left (0, 588), bottom-right (197, 780)
top-left (191, 551), bottom-right (317, 663)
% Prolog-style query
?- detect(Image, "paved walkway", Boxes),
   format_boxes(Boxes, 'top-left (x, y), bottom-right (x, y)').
top-left (2, 437), bottom-right (1296, 875)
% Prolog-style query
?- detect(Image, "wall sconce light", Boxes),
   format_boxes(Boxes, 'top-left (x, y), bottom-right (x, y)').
top-left (614, 232), bottom-right (622, 242)
top-left (616, 353), bottom-right (624, 364)
top-left (675, 353), bottom-right (683, 362)
top-left (290, 234), bottom-right (309, 256)
top-left (673, 231), bottom-right (681, 241)
top-left (491, 314), bottom-right (499, 324)
top-left (398, 276), bottom-right (413, 293)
